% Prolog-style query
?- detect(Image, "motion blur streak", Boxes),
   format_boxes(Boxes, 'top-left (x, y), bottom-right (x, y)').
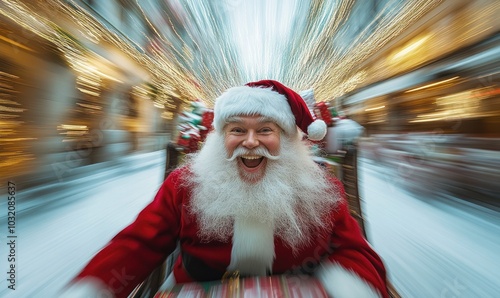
top-left (0, 0), bottom-right (446, 104)
top-left (360, 156), bottom-right (500, 297)
top-left (0, 0), bottom-right (499, 297)
top-left (0, 152), bottom-right (165, 297)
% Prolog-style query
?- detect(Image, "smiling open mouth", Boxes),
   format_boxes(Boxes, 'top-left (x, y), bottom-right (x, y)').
top-left (240, 155), bottom-right (264, 168)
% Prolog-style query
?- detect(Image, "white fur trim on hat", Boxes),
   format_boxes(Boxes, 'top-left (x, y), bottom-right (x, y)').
top-left (213, 85), bottom-right (296, 136)
top-left (316, 262), bottom-right (382, 298)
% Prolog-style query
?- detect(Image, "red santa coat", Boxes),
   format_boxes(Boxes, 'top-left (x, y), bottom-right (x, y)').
top-left (74, 166), bottom-right (388, 298)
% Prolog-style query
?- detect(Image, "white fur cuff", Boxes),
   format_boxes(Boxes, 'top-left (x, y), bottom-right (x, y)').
top-left (316, 262), bottom-right (381, 298)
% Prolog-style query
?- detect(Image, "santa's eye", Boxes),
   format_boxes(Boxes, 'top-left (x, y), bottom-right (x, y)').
top-left (230, 127), bottom-right (245, 133)
top-left (259, 127), bottom-right (273, 133)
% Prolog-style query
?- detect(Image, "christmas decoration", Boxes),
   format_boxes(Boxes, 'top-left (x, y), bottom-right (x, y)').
top-left (314, 102), bottom-right (334, 126)
top-left (175, 100), bottom-right (213, 153)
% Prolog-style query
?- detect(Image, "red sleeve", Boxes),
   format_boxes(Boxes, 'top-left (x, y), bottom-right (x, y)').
top-left (326, 178), bottom-right (389, 297)
top-left (74, 168), bottom-right (186, 298)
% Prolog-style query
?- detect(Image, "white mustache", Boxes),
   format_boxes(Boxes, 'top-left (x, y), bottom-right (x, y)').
top-left (226, 146), bottom-right (280, 161)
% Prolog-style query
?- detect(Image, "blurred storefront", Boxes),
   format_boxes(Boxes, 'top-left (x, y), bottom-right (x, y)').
top-left (0, 1), bottom-right (179, 185)
top-left (333, 0), bottom-right (500, 206)
top-left (338, 0), bottom-right (499, 136)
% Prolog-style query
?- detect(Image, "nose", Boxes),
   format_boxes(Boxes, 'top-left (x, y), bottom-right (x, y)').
top-left (242, 131), bottom-right (259, 149)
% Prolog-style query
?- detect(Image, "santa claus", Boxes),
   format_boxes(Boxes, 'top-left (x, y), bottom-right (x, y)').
top-left (61, 80), bottom-right (388, 298)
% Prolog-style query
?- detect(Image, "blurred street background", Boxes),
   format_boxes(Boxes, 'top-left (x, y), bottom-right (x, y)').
top-left (0, 0), bottom-right (499, 297)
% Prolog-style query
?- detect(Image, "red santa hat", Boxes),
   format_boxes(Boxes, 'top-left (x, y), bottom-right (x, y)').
top-left (213, 80), bottom-right (327, 141)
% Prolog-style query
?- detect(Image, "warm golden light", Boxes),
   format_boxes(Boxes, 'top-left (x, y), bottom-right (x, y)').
top-left (365, 105), bottom-right (386, 112)
top-left (392, 35), bottom-right (430, 61)
top-left (406, 76), bottom-right (460, 93)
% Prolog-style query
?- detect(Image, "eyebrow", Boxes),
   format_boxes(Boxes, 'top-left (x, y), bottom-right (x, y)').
top-left (225, 116), bottom-right (275, 124)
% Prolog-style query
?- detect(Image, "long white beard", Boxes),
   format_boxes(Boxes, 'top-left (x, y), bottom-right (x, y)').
top-left (183, 131), bottom-right (341, 249)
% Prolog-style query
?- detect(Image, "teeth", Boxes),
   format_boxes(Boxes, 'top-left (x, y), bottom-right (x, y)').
top-left (241, 155), bottom-right (262, 160)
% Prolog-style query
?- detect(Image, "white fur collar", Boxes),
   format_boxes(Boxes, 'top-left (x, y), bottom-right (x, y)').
top-left (227, 217), bottom-right (275, 276)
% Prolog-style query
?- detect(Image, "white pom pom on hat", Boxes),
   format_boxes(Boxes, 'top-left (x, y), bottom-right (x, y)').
top-left (213, 80), bottom-right (327, 141)
top-left (306, 117), bottom-right (328, 140)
